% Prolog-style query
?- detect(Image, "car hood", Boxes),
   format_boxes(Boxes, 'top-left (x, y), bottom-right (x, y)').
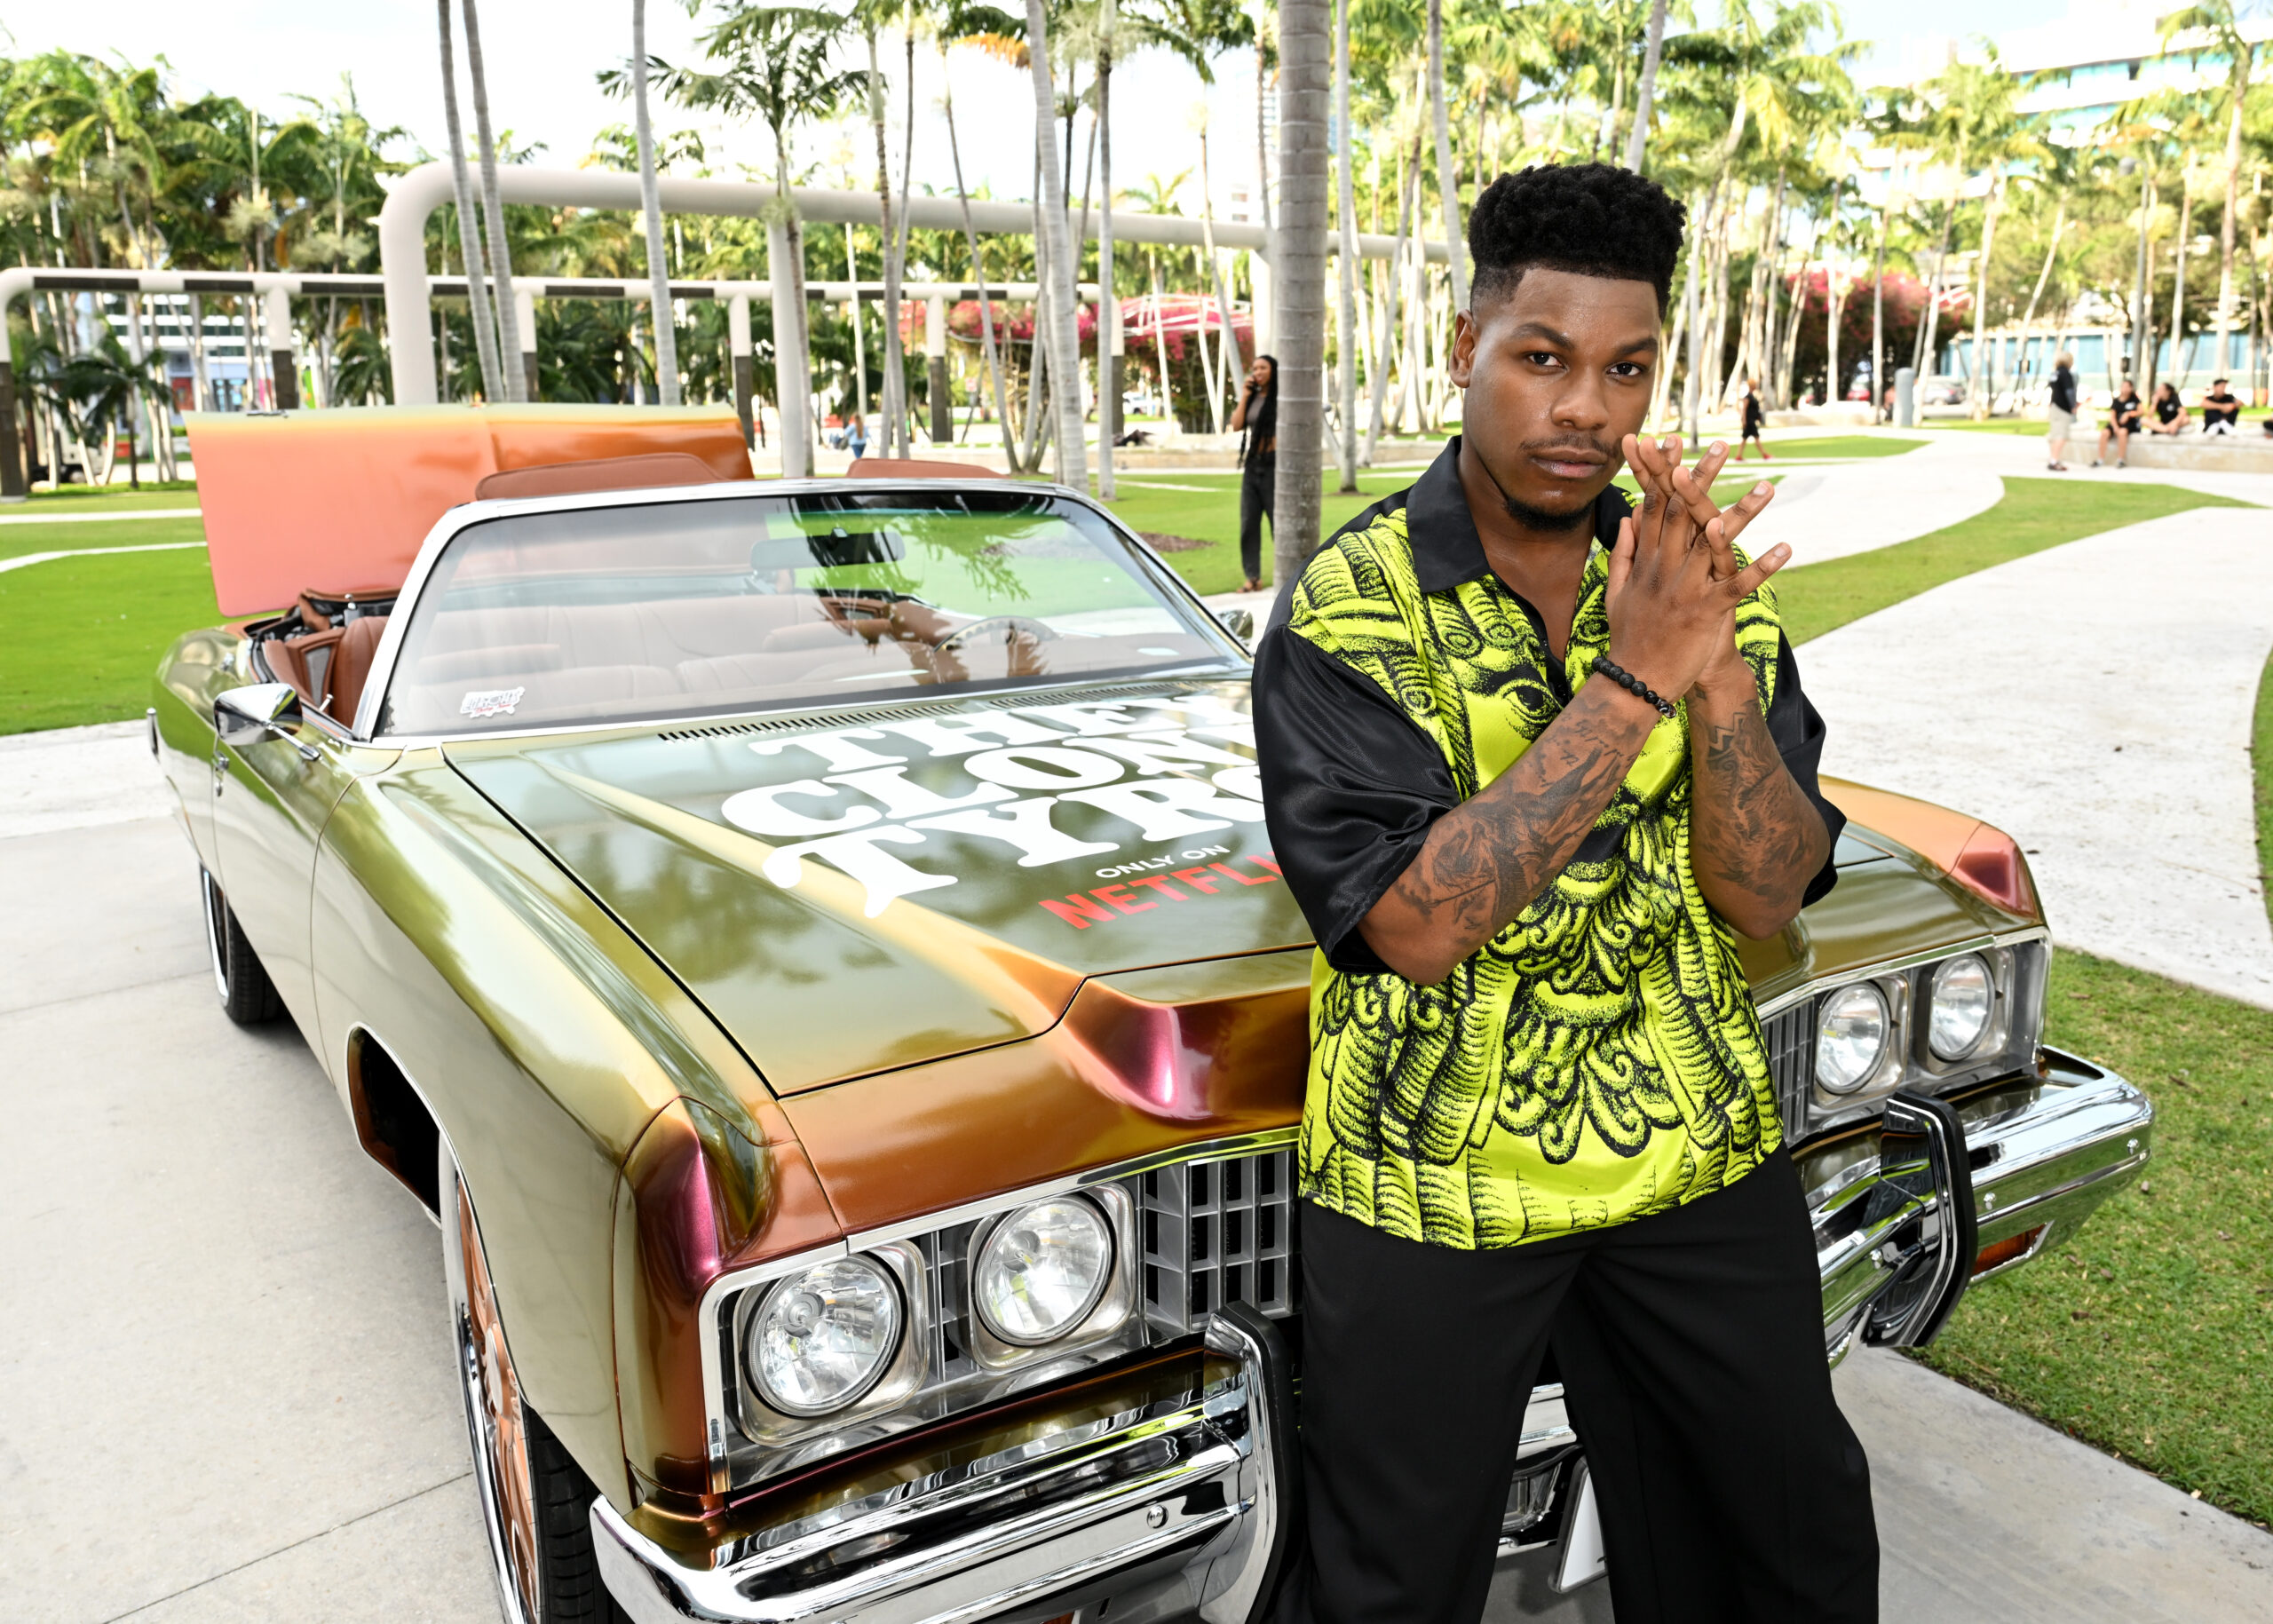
top-left (448, 679), bottom-right (1313, 1093)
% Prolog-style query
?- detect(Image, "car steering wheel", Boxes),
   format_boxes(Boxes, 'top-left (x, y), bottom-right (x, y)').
top-left (932, 614), bottom-right (1060, 654)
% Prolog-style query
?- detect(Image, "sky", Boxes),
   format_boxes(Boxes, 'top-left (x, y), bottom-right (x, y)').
top-left (2, 0), bottom-right (2096, 218)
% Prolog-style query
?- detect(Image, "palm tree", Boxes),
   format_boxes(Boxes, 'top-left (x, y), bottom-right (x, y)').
top-left (2160, 2), bottom-right (2261, 380)
top-left (937, 27), bottom-right (1025, 467)
top-left (653, 4), bottom-right (863, 476)
top-left (1097, 0), bottom-right (1122, 497)
top-left (1425, 0), bottom-right (1465, 311)
top-left (460, 0), bottom-right (523, 400)
top-left (1333, 0), bottom-right (1359, 487)
top-left (1022, 0), bottom-right (1088, 487)
top-left (633, 0), bottom-right (683, 405)
top-left (1624, 0), bottom-right (1670, 171)
top-left (1272, 0), bottom-right (1328, 592)
top-left (436, 0), bottom-right (504, 400)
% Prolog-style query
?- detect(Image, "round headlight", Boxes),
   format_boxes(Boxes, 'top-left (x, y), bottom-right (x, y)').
top-left (1815, 982), bottom-right (1889, 1094)
top-left (973, 1197), bottom-right (1114, 1346)
top-left (748, 1257), bottom-right (902, 1417)
top-left (1928, 954), bottom-right (1995, 1060)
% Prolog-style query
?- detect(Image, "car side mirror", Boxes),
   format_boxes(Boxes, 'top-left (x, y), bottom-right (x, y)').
top-left (1216, 608), bottom-right (1255, 644)
top-left (214, 683), bottom-right (317, 760)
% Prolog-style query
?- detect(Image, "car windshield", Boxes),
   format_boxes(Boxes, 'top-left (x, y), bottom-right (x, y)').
top-left (375, 487), bottom-right (1241, 735)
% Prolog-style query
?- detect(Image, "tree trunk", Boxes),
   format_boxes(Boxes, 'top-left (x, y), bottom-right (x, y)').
top-left (2129, 168), bottom-right (2154, 390)
top-left (633, 0), bottom-right (681, 404)
top-left (2213, 50), bottom-right (2251, 381)
top-left (1968, 169), bottom-right (2007, 417)
top-left (1334, 0), bottom-right (1359, 487)
top-left (1426, 0), bottom-right (1466, 311)
top-left (768, 131), bottom-right (814, 478)
top-left (1150, 255), bottom-right (1177, 432)
top-left (461, 0), bottom-right (522, 400)
top-left (864, 26), bottom-right (903, 455)
top-left (943, 66), bottom-right (1019, 470)
top-left (1097, 9), bottom-right (1117, 498)
top-left (1872, 206), bottom-right (1888, 420)
top-left (439, 0), bottom-right (506, 397)
top-left (2167, 163), bottom-right (2192, 393)
top-left (1366, 150), bottom-right (1417, 462)
top-left (1271, 0), bottom-right (1329, 594)
top-left (845, 224), bottom-right (868, 421)
top-left (1625, 0), bottom-right (1668, 174)
top-left (1024, 0), bottom-right (1089, 488)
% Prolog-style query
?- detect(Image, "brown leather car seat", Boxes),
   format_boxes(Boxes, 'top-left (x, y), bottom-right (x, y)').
top-left (327, 614), bottom-right (389, 725)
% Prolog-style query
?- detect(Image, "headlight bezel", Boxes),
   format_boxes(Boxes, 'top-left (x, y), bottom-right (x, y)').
top-left (1814, 980), bottom-right (1894, 1096)
top-left (969, 1193), bottom-right (1119, 1349)
top-left (730, 1240), bottom-right (928, 1440)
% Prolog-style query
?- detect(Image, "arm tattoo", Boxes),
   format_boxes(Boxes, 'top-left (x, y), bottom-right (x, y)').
top-left (1374, 691), bottom-right (1647, 965)
top-left (1690, 698), bottom-right (1828, 928)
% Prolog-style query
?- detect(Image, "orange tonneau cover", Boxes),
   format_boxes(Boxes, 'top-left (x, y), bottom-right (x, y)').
top-left (184, 404), bottom-right (754, 616)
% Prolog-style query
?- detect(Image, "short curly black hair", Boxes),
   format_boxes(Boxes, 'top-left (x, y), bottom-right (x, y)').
top-left (1467, 163), bottom-right (1686, 315)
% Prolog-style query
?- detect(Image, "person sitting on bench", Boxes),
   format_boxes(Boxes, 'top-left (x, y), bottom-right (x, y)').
top-left (2201, 379), bottom-right (2242, 436)
top-left (2147, 381), bottom-right (2185, 435)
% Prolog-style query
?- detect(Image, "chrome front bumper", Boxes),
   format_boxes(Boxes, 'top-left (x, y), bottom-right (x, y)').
top-left (595, 1050), bottom-right (2149, 1624)
top-left (1807, 1047), bottom-right (2152, 1358)
top-left (593, 1308), bottom-right (1294, 1624)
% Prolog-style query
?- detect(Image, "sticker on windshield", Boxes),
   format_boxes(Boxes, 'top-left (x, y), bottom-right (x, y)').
top-left (460, 686), bottom-right (526, 720)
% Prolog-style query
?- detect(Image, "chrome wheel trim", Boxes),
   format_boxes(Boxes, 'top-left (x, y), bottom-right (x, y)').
top-left (198, 869), bottom-right (231, 1003)
top-left (445, 1159), bottom-right (543, 1624)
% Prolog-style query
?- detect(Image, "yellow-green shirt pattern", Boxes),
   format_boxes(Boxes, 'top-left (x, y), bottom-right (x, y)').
top-left (1289, 506), bottom-right (1787, 1248)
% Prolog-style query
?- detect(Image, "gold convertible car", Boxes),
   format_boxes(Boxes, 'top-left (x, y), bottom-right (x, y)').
top-left (154, 405), bottom-right (2150, 1624)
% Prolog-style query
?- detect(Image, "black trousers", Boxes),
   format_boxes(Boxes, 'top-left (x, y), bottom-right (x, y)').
top-left (1278, 1152), bottom-right (1877, 1624)
top-left (1240, 453), bottom-right (1277, 581)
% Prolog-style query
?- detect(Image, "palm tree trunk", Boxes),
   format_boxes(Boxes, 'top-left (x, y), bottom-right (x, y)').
top-left (1425, 0), bottom-right (1466, 311)
top-left (1271, 0), bottom-right (1329, 592)
top-left (768, 130), bottom-right (814, 479)
top-left (460, 0), bottom-right (522, 400)
top-left (845, 224), bottom-right (869, 421)
top-left (2166, 163), bottom-right (2192, 393)
top-left (1872, 205), bottom-right (1888, 420)
top-left (2012, 195), bottom-right (2065, 397)
top-left (1366, 149), bottom-right (1417, 462)
top-left (1097, 5), bottom-right (1118, 499)
top-left (633, 0), bottom-right (681, 405)
top-left (1023, 0), bottom-right (1089, 488)
top-left (1195, 129), bottom-right (1232, 436)
top-left (1334, 0), bottom-right (1360, 487)
top-left (863, 26), bottom-right (903, 456)
top-left (896, 29), bottom-right (919, 456)
top-left (438, 6), bottom-right (504, 400)
top-left (1969, 169), bottom-right (2008, 416)
top-left (1624, 0), bottom-right (1670, 174)
top-left (942, 65), bottom-right (1019, 470)
top-left (1150, 254), bottom-right (1177, 432)
top-left (2213, 50), bottom-right (2251, 380)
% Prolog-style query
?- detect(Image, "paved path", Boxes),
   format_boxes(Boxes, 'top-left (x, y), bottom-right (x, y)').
top-left (1742, 437), bottom-right (2007, 566)
top-left (0, 505), bottom-right (201, 526)
top-left (7, 740), bottom-right (2273, 1621)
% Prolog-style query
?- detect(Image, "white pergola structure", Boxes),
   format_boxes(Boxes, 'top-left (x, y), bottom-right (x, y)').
top-left (0, 165), bottom-right (1446, 495)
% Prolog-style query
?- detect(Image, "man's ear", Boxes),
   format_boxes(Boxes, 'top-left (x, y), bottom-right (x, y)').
top-left (1448, 308), bottom-right (1478, 390)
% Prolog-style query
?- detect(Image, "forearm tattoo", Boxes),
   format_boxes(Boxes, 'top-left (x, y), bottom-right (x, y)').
top-left (1690, 699), bottom-right (1827, 925)
top-left (1383, 693), bottom-right (1643, 951)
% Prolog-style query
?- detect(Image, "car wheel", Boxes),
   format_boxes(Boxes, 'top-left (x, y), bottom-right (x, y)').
top-left (443, 1149), bottom-right (630, 1624)
top-left (200, 867), bottom-right (283, 1026)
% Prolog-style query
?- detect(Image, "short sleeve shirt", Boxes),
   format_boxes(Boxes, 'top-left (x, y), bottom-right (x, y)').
top-left (1252, 438), bottom-right (1843, 1248)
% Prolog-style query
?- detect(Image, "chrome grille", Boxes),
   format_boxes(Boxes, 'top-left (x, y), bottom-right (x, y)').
top-left (1763, 999), bottom-right (1816, 1137)
top-left (1135, 1148), bottom-right (1297, 1336)
top-left (913, 1222), bottom-right (982, 1383)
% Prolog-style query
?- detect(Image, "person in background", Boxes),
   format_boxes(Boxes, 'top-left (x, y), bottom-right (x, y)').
top-left (2201, 378), bottom-right (2242, 436)
top-left (844, 412), bottom-right (870, 460)
top-left (2095, 381), bottom-right (2142, 468)
top-left (2045, 350), bottom-right (2077, 470)
top-left (1736, 377), bottom-right (1770, 461)
top-left (1231, 353), bottom-right (1279, 594)
top-left (2147, 381), bottom-right (2185, 436)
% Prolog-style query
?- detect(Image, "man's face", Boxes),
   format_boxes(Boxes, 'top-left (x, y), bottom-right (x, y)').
top-left (1448, 267), bottom-right (1660, 527)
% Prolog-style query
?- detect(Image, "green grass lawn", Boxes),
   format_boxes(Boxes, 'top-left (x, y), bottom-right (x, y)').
top-left (2256, 646), bottom-right (2273, 935)
top-left (0, 543), bottom-right (222, 733)
top-left (1920, 949), bottom-right (2273, 1528)
top-left (1773, 478), bottom-right (2253, 646)
top-left (12, 481), bottom-right (201, 510)
top-left (1741, 433), bottom-right (1923, 460)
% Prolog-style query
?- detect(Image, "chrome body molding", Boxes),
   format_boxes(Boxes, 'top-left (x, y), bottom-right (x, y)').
top-left (1804, 1047), bottom-right (2151, 1359)
top-left (592, 1308), bottom-right (1295, 1624)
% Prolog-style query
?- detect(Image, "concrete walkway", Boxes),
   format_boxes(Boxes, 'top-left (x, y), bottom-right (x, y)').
top-left (7, 737), bottom-right (2273, 1621)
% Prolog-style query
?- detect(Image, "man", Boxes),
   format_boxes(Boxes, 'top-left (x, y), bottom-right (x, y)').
top-left (2095, 380), bottom-right (2141, 467)
top-left (2202, 377), bottom-right (2242, 436)
top-left (1736, 375), bottom-right (1770, 460)
top-left (1232, 353), bottom-right (1279, 592)
top-left (2046, 350), bottom-right (2077, 470)
top-left (1253, 162), bottom-right (1875, 1624)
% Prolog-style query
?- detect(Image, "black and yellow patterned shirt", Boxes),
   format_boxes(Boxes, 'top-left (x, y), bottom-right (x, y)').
top-left (1253, 438), bottom-right (1843, 1249)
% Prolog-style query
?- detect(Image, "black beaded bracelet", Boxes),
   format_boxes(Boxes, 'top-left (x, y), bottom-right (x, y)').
top-left (1592, 654), bottom-right (1678, 720)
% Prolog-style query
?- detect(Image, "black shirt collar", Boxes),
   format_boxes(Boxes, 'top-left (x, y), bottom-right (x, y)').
top-left (1406, 435), bottom-right (1634, 595)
